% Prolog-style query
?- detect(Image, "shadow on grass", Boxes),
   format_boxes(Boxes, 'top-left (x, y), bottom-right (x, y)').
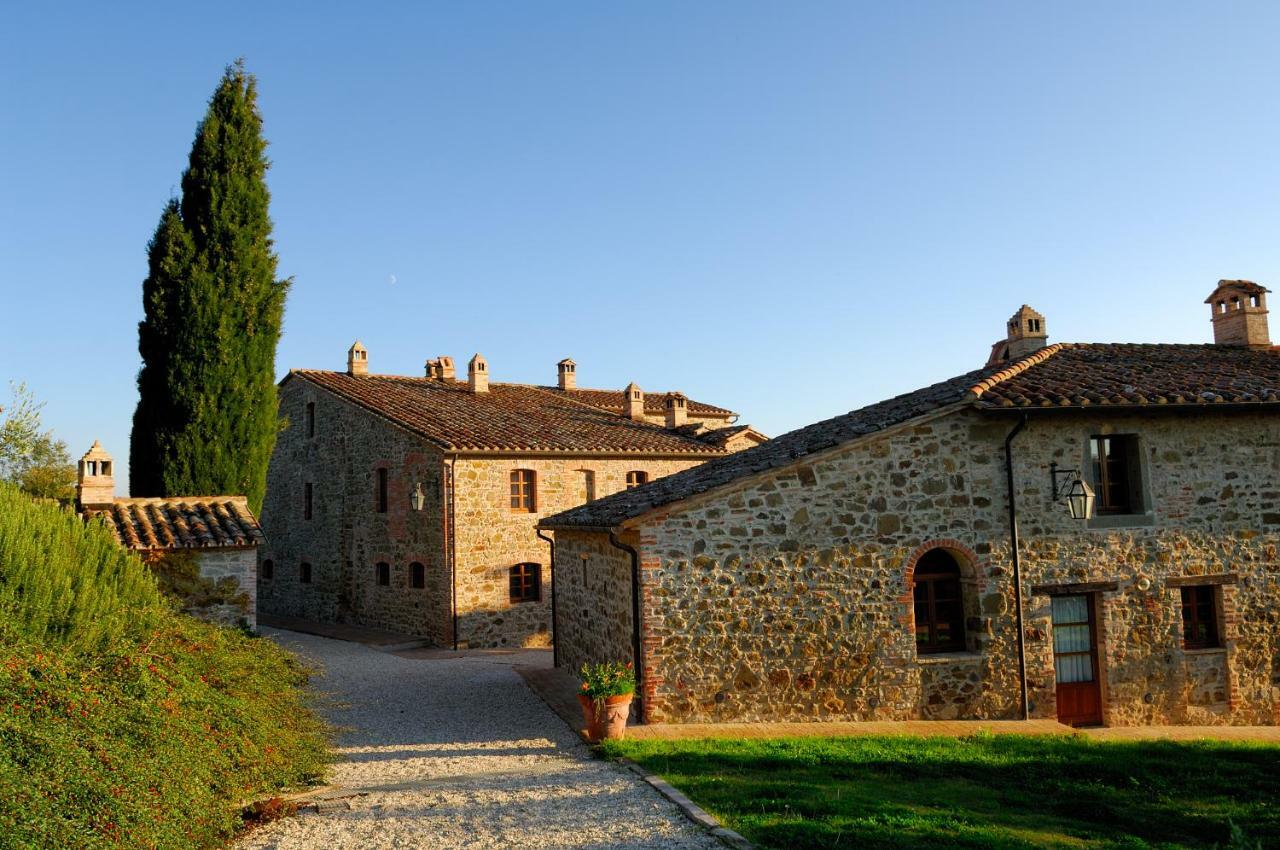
top-left (605, 735), bottom-right (1280, 849)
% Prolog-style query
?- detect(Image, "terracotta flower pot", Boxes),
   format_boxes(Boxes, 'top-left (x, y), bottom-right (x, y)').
top-left (578, 693), bottom-right (633, 742)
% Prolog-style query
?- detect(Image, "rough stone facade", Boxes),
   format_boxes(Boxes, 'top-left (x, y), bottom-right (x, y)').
top-left (192, 548), bottom-right (259, 630)
top-left (552, 408), bottom-right (1280, 726)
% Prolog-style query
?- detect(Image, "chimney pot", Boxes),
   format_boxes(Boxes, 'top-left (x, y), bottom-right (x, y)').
top-left (76, 440), bottom-right (116, 509)
top-left (624, 382), bottom-right (646, 421)
top-left (1206, 280), bottom-right (1271, 348)
top-left (468, 353), bottom-right (489, 393)
top-left (347, 341), bottom-right (368, 376)
top-left (557, 358), bottom-right (577, 391)
top-left (664, 392), bottom-right (688, 428)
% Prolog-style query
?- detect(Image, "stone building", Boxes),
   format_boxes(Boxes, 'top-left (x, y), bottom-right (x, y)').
top-left (540, 280), bottom-right (1280, 728)
top-left (257, 346), bottom-right (764, 649)
top-left (76, 441), bottom-right (262, 629)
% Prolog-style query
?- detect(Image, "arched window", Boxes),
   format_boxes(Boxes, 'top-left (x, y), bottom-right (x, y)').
top-left (626, 470), bottom-right (648, 489)
top-left (410, 562), bottom-right (426, 589)
top-left (913, 549), bottom-right (965, 654)
top-left (510, 469), bottom-right (536, 512)
top-left (261, 559), bottom-right (274, 581)
top-left (375, 562), bottom-right (391, 586)
top-left (510, 563), bottom-right (541, 603)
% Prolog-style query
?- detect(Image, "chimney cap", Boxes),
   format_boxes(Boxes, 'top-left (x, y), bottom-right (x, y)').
top-left (1205, 280), bottom-right (1270, 303)
top-left (558, 357), bottom-right (576, 366)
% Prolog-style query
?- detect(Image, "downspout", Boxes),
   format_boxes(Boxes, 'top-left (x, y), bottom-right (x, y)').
top-left (445, 454), bottom-right (459, 651)
top-left (536, 528), bottom-right (558, 668)
top-left (1003, 414), bottom-right (1030, 721)
top-left (607, 531), bottom-right (645, 724)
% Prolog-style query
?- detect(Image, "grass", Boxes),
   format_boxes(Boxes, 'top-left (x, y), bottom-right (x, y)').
top-left (0, 484), bottom-right (330, 848)
top-left (602, 733), bottom-right (1279, 849)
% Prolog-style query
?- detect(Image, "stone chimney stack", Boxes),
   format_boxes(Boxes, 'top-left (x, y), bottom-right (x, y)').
top-left (1004, 305), bottom-right (1048, 360)
top-left (439, 356), bottom-right (455, 380)
top-left (664, 392), bottom-right (688, 428)
top-left (624, 382), bottom-right (646, 421)
top-left (347, 341), bottom-right (368, 376)
top-left (1206, 280), bottom-right (1271, 348)
top-left (425, 359), bottom-right (441, 379)
top-left (76, 440), bottom-right (115, 509)
top-left (557, 358), bottom-right (577, 390)
top-left (468, 353), bottom-right (489, 393)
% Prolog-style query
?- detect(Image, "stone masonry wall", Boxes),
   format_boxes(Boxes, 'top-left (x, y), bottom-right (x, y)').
top-left (550, 530), bottom-right (638, 676)
top-left (603, 408), bottom-right (1279, 725)
top-left (194, 548), bottom-right (258, 630)
top-left (259, 379), bottom-right (450, 645)
top-left (452, 456), bottom-right (703, 648)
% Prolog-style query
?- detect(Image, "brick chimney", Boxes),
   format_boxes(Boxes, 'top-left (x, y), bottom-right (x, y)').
top-left (76, 440), bottom-right (115, 509)
top-left (425, 356), bottom-right (456, 381)
top-left (986, 305), bottom-right (1047, 366)
top-left (1206, 280), bottom-right (1271, 348)
top-left (624, 382), bottom-right (645, 421)
top-left (468, 353), bottom-right (489, 393)
top-left (347, 341), bottom-right (368, 376)
top-left (664, 392), bottom-right (687, 428)
top-left (557, 358), bottom-right (577, 390)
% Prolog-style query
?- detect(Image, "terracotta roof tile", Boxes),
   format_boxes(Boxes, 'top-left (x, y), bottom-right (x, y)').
top-left (290, 371), bottom-right (730, 455)
top-left (543, 387), bottom-right (735, 418)
top-left (86, 497), bottom-right (264, 551)
top-left (542, 343), bottom-right (1280, 529)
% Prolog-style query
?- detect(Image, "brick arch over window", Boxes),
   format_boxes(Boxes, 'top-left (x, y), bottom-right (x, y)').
top-left (902, 539), bottom-right (982, 655)
top-left (903, 538), bottom-right (980, 585)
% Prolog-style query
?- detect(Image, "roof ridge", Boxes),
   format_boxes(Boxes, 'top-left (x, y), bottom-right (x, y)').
top-left (966, 343), bottom-right (1067, 400)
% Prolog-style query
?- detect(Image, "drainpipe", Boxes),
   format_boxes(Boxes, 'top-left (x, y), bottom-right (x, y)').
top-left (607, 531), bottom-right (645, 724)
top-left (536, 528), bottom-right (558, 668)
top-left (444, 454), bottom-right (459, 651)
top-left (1004, 414), bottom-right (1030, 721)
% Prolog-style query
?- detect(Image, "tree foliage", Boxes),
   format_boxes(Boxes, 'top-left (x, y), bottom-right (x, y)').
top-left (0, 382), bottom-right (75, 504)
top-left (130, 60), bottom-right (289, 512)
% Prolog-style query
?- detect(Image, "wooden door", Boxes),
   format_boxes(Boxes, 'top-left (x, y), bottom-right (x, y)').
top-left (1051, 594), bottom-right (1102, 726)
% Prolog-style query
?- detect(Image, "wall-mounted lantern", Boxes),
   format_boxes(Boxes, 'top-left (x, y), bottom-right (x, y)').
top-left (410, 482), bottom-right (426, 512)
top-left (1049, 462), bottom-right (1095, 520)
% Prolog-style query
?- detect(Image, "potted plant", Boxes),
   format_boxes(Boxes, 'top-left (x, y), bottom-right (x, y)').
top-left (578, 660), bottom-right (635, 742)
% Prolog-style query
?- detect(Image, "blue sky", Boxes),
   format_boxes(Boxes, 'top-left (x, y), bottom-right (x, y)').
top-left (3, 3), bottom-right (1278, 489)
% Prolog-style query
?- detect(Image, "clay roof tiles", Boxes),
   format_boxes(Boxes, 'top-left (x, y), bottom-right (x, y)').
top-left (85, 497), bottom-right (264, 551)
top-left (289, 371), bottom-right (730, 455)
top-left (541, 343), bottom-right (1280, 529)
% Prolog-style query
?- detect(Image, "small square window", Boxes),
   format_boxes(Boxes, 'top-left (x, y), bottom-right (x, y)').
top-left (261, 559), bottom-right (274, 581)
top-left (626, 470), bottom-right (649, 489)
top-left (510, 470), bottom-right (536, 512)
top-left (510, 563), bottom-right (541, 603)
top-left (1090, 435), bottom-right (1144, 515)
top-left (376, 562), bottom-right (390, 587)
top-left (1180, 585), bottom-right (1221, 649)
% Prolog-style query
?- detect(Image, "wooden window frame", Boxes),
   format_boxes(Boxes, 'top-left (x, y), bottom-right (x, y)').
top-left (410, 562), bottom-right (426, 590)
top-left (375, 562), bottom-right (391, 587)
top-left (913, 551), bottom-right (966, 655)
top-left (626, 470), bottom-right (649, 489)
top-left (1090, 435), bottom-right (1143, 515)
top-left (1180, 585), bottom-right (1221, 649)
top-left (376, 468), bottom-right (389, 513)
top-left (510, 469), bottom-right (537, 513)
top-left (509, 562), bottom-right (541, 604)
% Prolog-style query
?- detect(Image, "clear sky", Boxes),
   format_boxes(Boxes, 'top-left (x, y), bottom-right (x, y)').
top-left (3, 2), bottom-right (1278, 490)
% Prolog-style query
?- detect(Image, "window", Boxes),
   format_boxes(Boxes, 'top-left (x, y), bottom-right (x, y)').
top-left (261, 559), bottom-right (274, 581)
top-left (376, 468), bottom-right (389, 513)
top-left (375, 562), bottom-right (390, 587)
top-left (1181, 586), bottom-right (1220, 649)
top-left (304, 483), bottom-right (313, 520)
top-left (306, 402), bottom-right (315, 438)
top-left (510, 562), bottom-right (541, 603)
top-left (1090, 435), bottom-right (1143, 515)
top-left (626, 470), bottom-right (649, 489)
top-left (101, 461), bottom-right (112, 476)
top-left (580, 470), bottom-right (596, 502)
top-left (913, 549), bottom-right (966, 654)
top-left (410, 562), bottom-right (426, 589)
top-left (300, 562), bottom-right (312, 584)
top-left (510, 469), bottom-right (536, 512)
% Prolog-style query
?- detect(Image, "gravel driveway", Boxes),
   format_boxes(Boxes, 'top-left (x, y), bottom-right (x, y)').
top-left (238, 629), bottom-right (722, 850)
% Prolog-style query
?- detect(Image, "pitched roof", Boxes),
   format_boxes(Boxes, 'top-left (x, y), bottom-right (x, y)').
top-left (288, 371), bottom-right (731, 455)
top-left (541, 343), bottom-right (1280, 529)
top-left (543, 387), bottom-right (735, 418)
top-left (85, 497), bottom-right (264, 551)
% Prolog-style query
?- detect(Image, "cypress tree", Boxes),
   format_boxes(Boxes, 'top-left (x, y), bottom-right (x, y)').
top-left (130, 61), bottom-right (289, 513)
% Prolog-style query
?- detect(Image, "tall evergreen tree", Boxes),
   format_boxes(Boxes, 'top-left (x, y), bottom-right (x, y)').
top-left (130, 61), bottom-right (289, 513)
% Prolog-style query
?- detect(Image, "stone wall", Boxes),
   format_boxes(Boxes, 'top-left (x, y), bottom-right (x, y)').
top-left (549, 530), bottom-right (638, 676)
top-left (452, 456), bottom-right (704, 648)
top-left (560, 408), bottom-right (1279, 726)
top-left (194, 548), bottom-right (258, 630)
top-left (258, 379), bottom-right (450, 645)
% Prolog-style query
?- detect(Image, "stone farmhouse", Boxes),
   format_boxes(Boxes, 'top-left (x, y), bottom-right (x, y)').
top-left (76, 441), bottom-right (262, 629)
top-left (257, 346), bottom-right (764, 649)
top-left (540, 280), bottom-right (1280, 728)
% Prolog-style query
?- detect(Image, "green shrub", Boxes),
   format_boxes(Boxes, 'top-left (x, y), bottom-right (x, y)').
top-left (0, 484), bottom-right (329, 848)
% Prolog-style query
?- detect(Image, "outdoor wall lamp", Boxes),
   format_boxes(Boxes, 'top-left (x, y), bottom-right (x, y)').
top-left (1049, 462), bottom-right (1095, 520)
top-left (410, 482), bottom-right (426, 511)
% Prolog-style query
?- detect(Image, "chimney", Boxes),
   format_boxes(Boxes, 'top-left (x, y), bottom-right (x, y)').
top-left (986, 305), bottom-right (1047, 365)
top-left (624, 382), bottom-right (645, 421)
top-left (439, 356), bottom-right (455, 380)
top-left (425, 359), bottom-right (440, 379)
top-left (1206, 280), bottom-right (1271, 348)
top-left (347, 341), bottom-right (368, 376)
top-left (664, 392), bottom-right (688, 428)
top-left (76, 440), bottom-right (115, 509)
top-left (468, 353), bottom-right (489, 393)
top-left (557, 358), bottom-right (577, 390)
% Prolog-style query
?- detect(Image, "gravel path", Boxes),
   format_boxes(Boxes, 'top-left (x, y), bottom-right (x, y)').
top-left (238, 629), bottom-right (722, 850)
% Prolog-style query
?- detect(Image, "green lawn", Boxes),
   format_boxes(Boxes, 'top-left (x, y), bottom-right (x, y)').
top-left (602, 734), bottom-right (1279, 849)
